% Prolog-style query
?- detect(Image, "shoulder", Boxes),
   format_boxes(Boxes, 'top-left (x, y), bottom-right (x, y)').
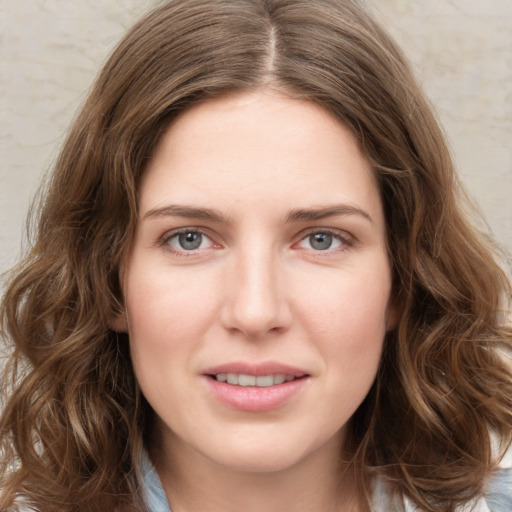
top-left (372, 466), bottom-right (512, 512)
top-left (485, 466), bottom-right (512, 512)
top-left (485, 441), bottom-right (512, 511)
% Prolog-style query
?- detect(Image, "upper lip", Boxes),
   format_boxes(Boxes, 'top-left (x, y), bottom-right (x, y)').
top-left (202, 361), bottom-right (309, 377)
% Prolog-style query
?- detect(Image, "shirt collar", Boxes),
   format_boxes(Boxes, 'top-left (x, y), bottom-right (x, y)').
top-left (139, 451), bottom-right (509, 512)
top-left (140, 451), bottom-right (172, 512)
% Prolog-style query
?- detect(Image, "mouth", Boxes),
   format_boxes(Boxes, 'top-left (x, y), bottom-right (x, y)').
top-left (208, 373), bottom-right (304, 387)
top-left (203, 362), bottom-right (310, 412)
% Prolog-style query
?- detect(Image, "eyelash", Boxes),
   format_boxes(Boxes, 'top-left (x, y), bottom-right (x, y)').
top-left (158, 227), bottom-right (355, 257)
top-left (158, 227), bottom-right (215, 257)
top-left (295, 228), bottom-right (355, 254)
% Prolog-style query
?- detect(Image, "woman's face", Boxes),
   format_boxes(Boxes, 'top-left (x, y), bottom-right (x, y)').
top-left (117, 91), bottom-right (395, 473)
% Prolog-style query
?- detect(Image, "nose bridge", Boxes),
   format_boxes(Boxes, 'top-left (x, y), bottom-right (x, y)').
top-left (221, 238), bottom-right (289, 338)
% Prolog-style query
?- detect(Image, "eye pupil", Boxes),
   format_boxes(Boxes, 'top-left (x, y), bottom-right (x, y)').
top-left (310, 233), bottom-right (332, 250)
top-left (178, 232), bottom-right (202, 250)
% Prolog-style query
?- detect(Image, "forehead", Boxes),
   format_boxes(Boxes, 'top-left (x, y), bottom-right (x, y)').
top-left (139, 91), bottom-right (382, 224)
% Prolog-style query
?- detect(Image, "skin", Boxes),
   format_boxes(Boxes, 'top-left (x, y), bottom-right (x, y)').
top-left (114, 90), bottom-right (396, 511)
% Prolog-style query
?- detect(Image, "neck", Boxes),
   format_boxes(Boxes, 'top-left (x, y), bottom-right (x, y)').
top-left (152, 429), bottom-right (365, 512)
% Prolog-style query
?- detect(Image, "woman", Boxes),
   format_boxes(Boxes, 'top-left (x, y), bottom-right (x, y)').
top-left (1, 1), bottom-right (511, 511)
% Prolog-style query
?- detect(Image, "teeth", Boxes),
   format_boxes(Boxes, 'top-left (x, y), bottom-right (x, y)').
top-left (215, 373), bottom-right (295, 387)
top-left (256, 375), bottom-right (273, 387)
top-left (274, 374), bottom-right (287, 385)
top-left (238, 374), bottom-right (256, 386)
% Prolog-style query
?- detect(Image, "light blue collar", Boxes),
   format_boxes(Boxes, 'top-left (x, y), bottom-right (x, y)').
top-left (140, 452), bottom-right (172, 512)
top-left (140, 451), bottom-right (512, 512)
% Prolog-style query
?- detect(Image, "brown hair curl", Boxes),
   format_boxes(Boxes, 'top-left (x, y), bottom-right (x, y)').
top-left (1, 1), bottom-right (511, 511)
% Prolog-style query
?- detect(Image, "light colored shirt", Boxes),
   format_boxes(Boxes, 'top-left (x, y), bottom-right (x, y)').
top-left (140, 453), bottom-right (512, 512)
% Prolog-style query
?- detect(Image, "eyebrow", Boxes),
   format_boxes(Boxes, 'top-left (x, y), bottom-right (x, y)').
top-left (286, 204), bottom-right (373, 224)
top-left (143, 204), bottom-right (227, 222)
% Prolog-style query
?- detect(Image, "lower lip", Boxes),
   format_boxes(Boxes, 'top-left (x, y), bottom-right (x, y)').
top-left (204, 376), bottom-right (309, 412)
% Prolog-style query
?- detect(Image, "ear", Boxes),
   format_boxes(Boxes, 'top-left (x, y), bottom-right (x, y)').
top-left (109, 309), bottom-right (129, 333)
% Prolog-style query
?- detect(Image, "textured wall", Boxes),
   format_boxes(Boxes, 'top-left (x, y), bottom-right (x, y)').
top-left (0, 1), bottom-right (160, 274)
top-left (368, 0), bottom-right (512, 255)
top-left (1, 0), bottom-right (511, 277)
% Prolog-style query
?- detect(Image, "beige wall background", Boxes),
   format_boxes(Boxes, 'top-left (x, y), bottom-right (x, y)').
top-left (1, 0), bottom-right (511, 277)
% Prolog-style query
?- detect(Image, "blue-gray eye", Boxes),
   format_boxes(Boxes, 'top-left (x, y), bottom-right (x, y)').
top-left (177, 232), bottom-right (203, 250)
top-left (297, 231), bottom-right (344, 251)
top-left (164, 229), bottom-right (215, 254)
top-left (309, 233), bottom-right (333, 250)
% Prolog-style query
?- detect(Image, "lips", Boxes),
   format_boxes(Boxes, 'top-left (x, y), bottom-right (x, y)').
top-left (202, 362), bottom-right (310, 412)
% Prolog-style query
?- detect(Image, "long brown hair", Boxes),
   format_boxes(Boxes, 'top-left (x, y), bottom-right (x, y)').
top-left (1, 1), bottom-right (511, 511)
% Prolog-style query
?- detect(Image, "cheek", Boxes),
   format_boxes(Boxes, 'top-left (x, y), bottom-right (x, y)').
top-left (314, 293), bottom-right (388, 428)
top-left (300, 261), bottom-right (391, 380)
top-left (124, 270), bottom-right (215, 419)
top-left (125, 263), bottom-right (218, 342)
top-left (301, 263), bottom-right (392, 337)
top-left (123, 265), bottom-right (219, 394)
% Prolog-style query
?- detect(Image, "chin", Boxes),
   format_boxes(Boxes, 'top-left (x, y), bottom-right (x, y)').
top-left (201, 429), bottom-right (340, 475)
top-left (213, 448), bottom-right (307, 474)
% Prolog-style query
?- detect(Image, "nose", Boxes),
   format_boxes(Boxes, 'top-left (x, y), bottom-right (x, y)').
top-left (220, 245), bottom-right (291, 339)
